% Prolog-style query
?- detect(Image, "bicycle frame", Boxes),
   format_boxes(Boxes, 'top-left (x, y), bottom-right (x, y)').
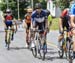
top-left (31, 29), bottom-right (47, 60)
top-left (6, 26), bottom-right (12, 50)
top-left (58, 30), bottom-right (69, 58)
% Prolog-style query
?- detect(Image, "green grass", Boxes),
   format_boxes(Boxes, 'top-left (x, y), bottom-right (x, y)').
top-left (50, 18), bottom-right (59, 30)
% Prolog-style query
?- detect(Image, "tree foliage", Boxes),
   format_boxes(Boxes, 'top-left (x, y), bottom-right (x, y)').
top-left (53, 0), bottom-right (73, 10)
top-left (0, 0), bottom-right (29, 18)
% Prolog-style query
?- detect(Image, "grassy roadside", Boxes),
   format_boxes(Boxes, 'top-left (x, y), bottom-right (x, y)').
top-left (50, 18), bottom-right (59, 30)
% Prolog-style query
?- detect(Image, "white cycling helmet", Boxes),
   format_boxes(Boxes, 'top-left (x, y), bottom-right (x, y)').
top-left (6, 9), bottom-right (11, 13)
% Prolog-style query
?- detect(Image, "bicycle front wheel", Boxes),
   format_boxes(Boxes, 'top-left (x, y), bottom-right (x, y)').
top-left (69, 42), bottom-right (73, 62)
top-left (31, 46), bottom-right (37, 58)
top-left (42, 43), bottom-right (47, 60)
top-left (58, 39), bottom-right (65, 58)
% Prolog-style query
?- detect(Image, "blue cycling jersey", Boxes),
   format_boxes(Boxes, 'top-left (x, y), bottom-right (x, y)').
top-left (70, 3), bottom-right (75, 16)
top-left (31, 10), bottom-right (47, 23)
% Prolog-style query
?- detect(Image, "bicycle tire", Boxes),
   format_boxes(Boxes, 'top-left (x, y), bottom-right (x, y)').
top-left (58, 39), bottom-right (65, 58)
top-left (65, 39), bottom-right (71, 59)
top-left (38, 39), bottom-right (47, 60)
top-left (42, 43), bottom-right (47, 60)
top-left (69, 42), bottom-right (73, 60)
top-left (31, 47), bottom-right (37, 58)
top-left (38, 39), bottom-right (43, 59)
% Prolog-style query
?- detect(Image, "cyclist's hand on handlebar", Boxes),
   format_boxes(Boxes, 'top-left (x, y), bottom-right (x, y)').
top-left (45, 27), bottom-right (49, 33)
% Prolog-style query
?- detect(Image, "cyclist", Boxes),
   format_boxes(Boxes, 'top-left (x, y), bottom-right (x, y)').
top-left (70, 3), bottom-right (75, 63)
top-left (31, 3), bottom-right (48, 47)
top-left (4, 9), bottom-right (14, 45)
top-left (58, 8), bottom-right (70, 43)
top-left (23, 8), bottom-right (33, 48)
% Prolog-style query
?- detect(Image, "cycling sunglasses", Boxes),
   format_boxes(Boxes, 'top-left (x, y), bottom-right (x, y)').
top-left (6, 12), bottom-right (11, 13)
top-left (35, 8), bottom-right (41, 9)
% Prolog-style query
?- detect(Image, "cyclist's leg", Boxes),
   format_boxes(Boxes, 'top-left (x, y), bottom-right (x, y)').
top-left (26, 29), bottom-right (29, 45)
top-left (58, 17), bottom-right (64, 42)
top-left (11, 24), bottom-right (14, 40)
top-left (71, 29), bottom-right (75, 58)
top-left (5, 21), bottom-right (8, 42)
top-left (5, 26), bottom-right (8, 42)
top-left (38, 22), bottom-right (46, 45)
top-left (7, 21), bottom-right (14, 40)
top-left (65, 22), bottom-right (71, 41)
top-left (27, 23), bottom-right (31, 44)
top-left (4, 21), bottom-right (11, 47)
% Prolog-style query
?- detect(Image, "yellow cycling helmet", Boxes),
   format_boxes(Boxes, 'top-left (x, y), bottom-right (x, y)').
top-left (27, 8), bottom-right (33, 12)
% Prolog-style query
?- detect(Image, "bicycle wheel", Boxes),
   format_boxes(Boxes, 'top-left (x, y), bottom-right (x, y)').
top-left (31, 46), bottom-right (37, 58)
top-left (42, 43), bottom-right (47, 60)
top-left (31, 39), bottom-right (37, 58)
top-left (37, 38), bottom-right (42, 58)
top-left (38, 38), bottom-right (47, 60)
top-left (58, 38), bottom-right (65, 58)
top-left (69, 42), bottom-right (73, 62)
top-left (66, 38), bottom-right (71, 59)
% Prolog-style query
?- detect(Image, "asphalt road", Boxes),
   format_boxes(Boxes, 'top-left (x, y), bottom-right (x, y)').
top-left (0, 28), bottom-right (69, 63)
top-left (0, 18), bottom-right (69, 63)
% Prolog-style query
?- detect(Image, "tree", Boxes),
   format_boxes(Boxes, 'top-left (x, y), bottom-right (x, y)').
top-left (0, 0), bottom-right (29, 19)
top-left (19, 0), bottom-right (30, 18)
top-left (40, 0), bottom-right (47, 9)
top-left (54, 0), bottom-right (73, 10)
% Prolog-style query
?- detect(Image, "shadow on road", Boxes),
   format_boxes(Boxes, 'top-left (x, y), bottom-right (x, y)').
top-left (45, 55), bottom-right (67, 61)
top-left (45, 51), bottom-right (67, 61)
top-left (36, 47), bottom-right (67, 61)
top-left (9, 47), bottom-right (27, 50)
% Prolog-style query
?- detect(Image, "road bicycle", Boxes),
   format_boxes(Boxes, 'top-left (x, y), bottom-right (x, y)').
top-left (5, 27), bottom-right (13, 50)
top-left (30, 29), bottom-right (47, 60)
top-left (58, 30), bottom-right (70, 59)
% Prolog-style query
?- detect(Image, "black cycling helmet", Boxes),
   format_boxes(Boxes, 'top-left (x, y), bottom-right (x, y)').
top-left (35, 3), bottom-right (42, 9)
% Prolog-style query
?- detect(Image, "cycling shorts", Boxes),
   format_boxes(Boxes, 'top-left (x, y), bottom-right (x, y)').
top-left (26, 23), bottom-right (31, 30)
top-left (59, 16), bottom-right (70, 34)
top-left (34, 21), bottom-right (45, 33)
top-left (5, 21), bottom-right (12, 27)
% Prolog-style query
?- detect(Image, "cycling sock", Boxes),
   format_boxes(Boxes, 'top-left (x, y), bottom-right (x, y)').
top-left (73, 51), bottom-right (75, 58)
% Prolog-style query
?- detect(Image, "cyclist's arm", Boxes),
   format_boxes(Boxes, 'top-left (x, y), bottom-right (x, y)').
top-left (70, 15), bottom-right (75, 28)
top-left (3, 15), bottom-right (6, 22)
top-left (44, 14), bottom-right (48, 29)
top-left (45, 18), bottom-right (48, 29)
top-left (22, 19), bottom-right (27, 28)
top-left (31, 13), bottom-right (35, 29)
top-left (59, 17), bottom-right (63, 32)
top-left (3, 15), bottom-right (7, 28)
